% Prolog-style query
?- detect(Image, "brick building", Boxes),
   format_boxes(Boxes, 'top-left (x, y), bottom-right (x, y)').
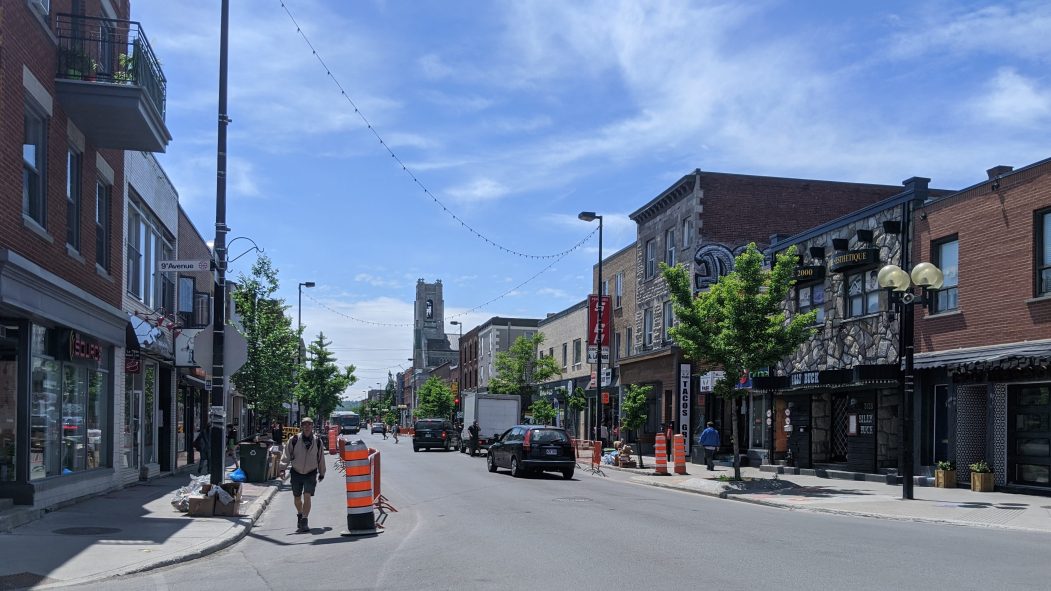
top-left (913, 157), bottom-right (1051, 492)
top-left (0, 0), bottom-right (169, 506)
top-left (620, 170), bottom-right (905, 455)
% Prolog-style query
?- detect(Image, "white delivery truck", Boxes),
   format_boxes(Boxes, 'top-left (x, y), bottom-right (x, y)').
top-left (459, 392), bottom-right (521, 454)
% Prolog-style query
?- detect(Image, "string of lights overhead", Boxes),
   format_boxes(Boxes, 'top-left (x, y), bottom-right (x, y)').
top-left (277, 0), bottom-right (592, 260)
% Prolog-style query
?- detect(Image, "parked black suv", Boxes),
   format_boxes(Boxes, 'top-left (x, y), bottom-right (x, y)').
top-left (486, 425), bottom-right (575, 479)
top-left (413, 419), bottom-right (460, 452)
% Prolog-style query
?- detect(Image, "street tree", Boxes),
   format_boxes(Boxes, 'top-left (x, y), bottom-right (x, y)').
top-left (414, 376), bottom-right (454, 419)
top-left (231, 255), bottom-right (300, 428)
top-left (488, 333), bottom-right (561, 410)
top-left (621, 384), bottom-right (651, 468)
top-left (296, 331), bottom-right (357, 422)
top-left (529, 398), bottom-right (557, 426)
top-left (661, 243), bottom-right (815, 480)
top-left (567, 386), bottom-right (587, 437)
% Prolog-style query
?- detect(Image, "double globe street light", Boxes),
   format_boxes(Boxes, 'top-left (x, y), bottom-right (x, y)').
top-left (877, 261), bottom-right (943, 501)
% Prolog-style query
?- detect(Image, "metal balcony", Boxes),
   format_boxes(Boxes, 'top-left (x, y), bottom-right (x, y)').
top-left (53, 14), bottom-right (171, 152)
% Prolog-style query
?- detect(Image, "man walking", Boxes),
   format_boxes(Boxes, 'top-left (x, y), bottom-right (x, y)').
top-left (279, 417), bottom-right (326, 532)
top-left (467, 420), bottom-right (480, 457)
top-left (699, 421), bottom-right (721, 472)
top-left (193, 422), bottom-right (210, 474)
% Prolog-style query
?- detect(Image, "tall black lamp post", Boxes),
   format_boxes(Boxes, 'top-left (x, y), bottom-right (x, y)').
top-left (450, 320), bottom-right (463, 421)
top-left (877, 261), bottom-right (943, 500)
top-left (578, 211), bottom-right (604, 444)
top-left (295, 281), bottom-right (315, 423)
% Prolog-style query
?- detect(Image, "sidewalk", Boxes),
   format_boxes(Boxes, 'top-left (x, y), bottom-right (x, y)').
top-left (0, 471), bottom-right (280, 590)
top-left (601, 454), bottom-right (1051, 533)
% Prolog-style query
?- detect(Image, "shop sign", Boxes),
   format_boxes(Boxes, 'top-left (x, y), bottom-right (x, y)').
top-left (793, 265), bottom-right (826, 281)
top-left (698, 371), bottom-right (725, 392)
top-left (60, 330), bottom-right (102, 363)
top-left (679, 364), bottom-right (691, 447)
top-left (830, 248), bottom-right (879, 273)
top-left (125, 349), bottom-right (142, 374)
top-left (790, 371), bottom-right (820, 387)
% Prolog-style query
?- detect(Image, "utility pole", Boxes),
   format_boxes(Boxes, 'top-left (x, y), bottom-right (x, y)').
top-left (209, 0), bottom-right (231, 486)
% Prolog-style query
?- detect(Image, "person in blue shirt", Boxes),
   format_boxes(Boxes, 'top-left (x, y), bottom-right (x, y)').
top-left (699, 422), bottom-right (721, 471)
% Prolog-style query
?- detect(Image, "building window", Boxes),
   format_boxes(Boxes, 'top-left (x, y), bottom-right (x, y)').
top-left (683, 217), bottom-right (692, 249)
top-left (1039, 211), bottom-right (1051, 295)
top-left (643, 309), bottom-right (654, 347)
top-left (933, 238), bottom-right (959, 313)
top-left (602, 279), bottom-right (609, 296)
top-left (562, 343), bottom-right (568, 370)
top-left (614, 331), bottom-right (621, 363)
top-left (572, 339), bottom-right (582, 366)
top-left (846, 270), bottom-right (880, 318)
top-left (95, 181), bottom-right (110, 270)
top-left (662, 300), bottom-right (674, 342)
top-left (625, 327), bottom-right (632, 356)
top-left (126, 199), bottom-right (174, 310)
top-left (178, 277), bottom-right (211, 329)
top-left (66, 149), bottom-right (82, 250)
top-left (665, 229), bottom-right (676, 266)
top-left (23, 101), bottom-right (48, 227)
top-left (797, 283), bottom-right (825, 324)
top-left (645, 239), bottom-right (656, 278)
top-left (614, 273), bottom-right (623, 308)
top-left (548, 347), bottom-right (553, 360)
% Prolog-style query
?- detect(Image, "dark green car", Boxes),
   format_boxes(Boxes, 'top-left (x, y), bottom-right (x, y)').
top-left (412, 419), bottom-right (460, 452)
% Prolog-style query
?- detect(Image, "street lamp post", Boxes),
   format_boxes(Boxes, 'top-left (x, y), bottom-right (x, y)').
top-left (578, 211), bottom-right (604, 444)
top-left (450, 320), bottom-right (463, 421)
top-left (296, 281), bottom-right (315, 424)
top-left (407, 358), bottom-right (415, 426)
top-left (877, 261), bottom-right (943, 500)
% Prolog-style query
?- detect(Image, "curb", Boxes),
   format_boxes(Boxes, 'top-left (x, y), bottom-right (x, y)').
top-left (34, 483), bottom-right (281, 590)
top-left (626, 477), bottom-right (1050, 534)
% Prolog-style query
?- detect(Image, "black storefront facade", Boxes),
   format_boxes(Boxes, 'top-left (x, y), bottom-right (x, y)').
top-left (1, 250), bottom-right (126, 506)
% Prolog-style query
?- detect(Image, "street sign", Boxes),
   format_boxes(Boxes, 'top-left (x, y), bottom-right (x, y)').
top-left (586, 345), bottom-right (610, 365)
top-left (159, 260), bottom-right (210, 272)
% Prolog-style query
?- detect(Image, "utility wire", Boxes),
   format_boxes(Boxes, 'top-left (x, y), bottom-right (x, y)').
top-left (277, 0), bottom-right (593, 260)
top-left (302, 227), bottom-right (596, 327)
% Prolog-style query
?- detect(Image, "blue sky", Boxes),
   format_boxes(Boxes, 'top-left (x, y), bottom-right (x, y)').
top-left (135, 0), bottom-right (1051, 398)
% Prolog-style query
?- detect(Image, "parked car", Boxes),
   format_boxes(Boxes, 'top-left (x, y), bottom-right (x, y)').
top-left (413, 418), bottom-right (460, 452)
top-left (487, 425), bottom-right (575, 479)
top-left (371, 422), bottom-right (385, 434)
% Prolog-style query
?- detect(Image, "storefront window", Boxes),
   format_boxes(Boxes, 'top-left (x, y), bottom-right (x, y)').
top-left (62, 366), bottom-right (87, 473)
top-left (144, 363), bottom-right (156, 465)
top-left (30, 356), bottom-right (61, 480)
top-left (176, 388), bottom-right (186, 468)
top-left (123, 372), bottom-right (140, 469)
top-left (87, 371), bottom-right (106, 469)
top-left (0, 322), bottom-right (19, 482)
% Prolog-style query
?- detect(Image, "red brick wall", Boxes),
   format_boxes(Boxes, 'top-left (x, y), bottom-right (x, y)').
top-left (1, 1), bottom-right (129, 309)
top-left (702, 173), bottom-right (904, 248)
top-left (915, 160), bottom-right (1051, 352)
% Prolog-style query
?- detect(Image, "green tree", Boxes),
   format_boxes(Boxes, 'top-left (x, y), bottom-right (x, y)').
top-left (296, 331), bottom-right (357, 422)
top-left (662, 243), bottom-right (815, 480)
top-left (489, 334), bottom-right (562, 410)
top-left (566, 386), bottom-right (587, 437)
top-left (414, 376), bottom-right (454, 419)
top-left (231, 255), bottom-right (300, 427)
top-left (621, 384), bottom-right (651, 468)
top-left (529, 398), bottom-right (557, 426)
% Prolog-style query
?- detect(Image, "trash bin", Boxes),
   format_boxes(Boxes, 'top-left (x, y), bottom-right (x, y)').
top-left (238, 442), bottom-right (269, 482)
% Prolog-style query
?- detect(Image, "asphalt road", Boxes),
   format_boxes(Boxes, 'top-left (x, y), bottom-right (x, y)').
top-left (87, 433), bottom-right (1050, 591)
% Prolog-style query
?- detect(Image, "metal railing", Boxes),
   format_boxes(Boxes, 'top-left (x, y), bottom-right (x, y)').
top-left (53, 13), bottom-right (167, 118)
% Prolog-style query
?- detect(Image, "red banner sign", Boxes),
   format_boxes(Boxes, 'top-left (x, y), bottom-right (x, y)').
top-left (587, 294), bottom-right (612, 347)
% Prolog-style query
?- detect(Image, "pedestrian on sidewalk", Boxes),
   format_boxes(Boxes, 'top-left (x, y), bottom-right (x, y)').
top-left (270, 421), bottom-right (284, 451)
top-left (467, 420), bottom-right (480, 456)
top-left (699, 421), bottom-right (721, 471)
top-left (382, 423), bottom-right (388, 440)
top-left (226, 424), bottom-right (239, 468)
top-left (392, 423), bottom-right (401, 444)
top-left (279, 417), bottom-right (326, 533)
top-left (193, 422), bottom-right (210, 474)
top-left (664, 422), bottom-right (674, 461)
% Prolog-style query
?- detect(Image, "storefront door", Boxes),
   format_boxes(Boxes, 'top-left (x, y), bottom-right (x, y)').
top-left (124, 373), bottom-right (141, 470)
top-left (774, 398), bottom-right (788, 454)
top-left (1008, 383), bottom-right (1050, 488)
top-left (143, 363), bottom-right (157, 466)
top-left (831, 394), bottom-right (849, 462)
top-left (0, 323), bottom-right (19, 483)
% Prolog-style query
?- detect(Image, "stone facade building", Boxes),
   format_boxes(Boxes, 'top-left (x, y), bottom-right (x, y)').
top-left (620, 169), bottom-right (905, 454)
top-left (412, 279), bottom-right (456, 371)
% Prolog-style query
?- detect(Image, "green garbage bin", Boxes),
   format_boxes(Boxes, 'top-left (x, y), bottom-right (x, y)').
top-left (238, 442), bottom-right (269, 482)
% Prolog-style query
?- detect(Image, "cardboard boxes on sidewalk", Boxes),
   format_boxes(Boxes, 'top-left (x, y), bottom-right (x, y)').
top-left (187, 483), bottom-right (242, 517)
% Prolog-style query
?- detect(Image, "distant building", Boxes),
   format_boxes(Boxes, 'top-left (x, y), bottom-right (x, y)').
top-left (412, 279), bottom-right (457, 370)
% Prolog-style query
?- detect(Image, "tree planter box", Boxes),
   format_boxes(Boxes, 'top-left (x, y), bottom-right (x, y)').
top-left (935, 469), bottom-right (956, 488)
top-left (970, 472), bottom-right (994, 492)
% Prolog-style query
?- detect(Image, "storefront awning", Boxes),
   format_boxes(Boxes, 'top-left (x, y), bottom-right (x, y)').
top-left (753, 364), bottom-right (900, 393)
top-left (128, 312), bottom-right (173, 358)
top-left (914, 339), bottom-right (1051, 372)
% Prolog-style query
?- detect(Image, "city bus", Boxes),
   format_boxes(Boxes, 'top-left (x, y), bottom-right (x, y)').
top-left (331, 411), bottom-right (361, 435)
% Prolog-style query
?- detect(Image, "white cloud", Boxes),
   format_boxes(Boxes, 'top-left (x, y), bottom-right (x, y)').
top-left (446, 178), bottom-right (510, 203)
top-left (970, 68), bottom-right (1051, 126)
top-left (537, 287), bottom-right (571, 299)
top-left (354, 273), bottom-right (402, 288)
top-left (887, 3), bottom-right (1051, 62)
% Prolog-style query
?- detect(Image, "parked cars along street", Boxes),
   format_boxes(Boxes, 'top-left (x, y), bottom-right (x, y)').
top-left (371, 422), bottom-right (385, 434)
top-left (487, 425), bottom-right (575, 479)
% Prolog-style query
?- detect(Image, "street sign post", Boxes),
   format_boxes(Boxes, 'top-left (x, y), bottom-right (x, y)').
top-left (586, 345), bottom-right (610, 364)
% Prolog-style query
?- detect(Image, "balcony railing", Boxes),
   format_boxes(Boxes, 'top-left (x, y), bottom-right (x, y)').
top-left (53, 13), bottom-right (166, 119)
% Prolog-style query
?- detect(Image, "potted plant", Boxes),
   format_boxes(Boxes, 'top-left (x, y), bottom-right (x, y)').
top-left (969, 460), bottom-right (994, 492)
top-left (114, 52), bottom-right (135, 83)
top-left (935, 460), bottom-right (956, 488)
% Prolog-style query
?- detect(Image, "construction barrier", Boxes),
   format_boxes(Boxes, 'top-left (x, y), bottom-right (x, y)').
top-left (328, 427), bottom-right (338, 455)
top-left (283, 426), bottom-right (298, 442)
top-left (340, 439), bottom-right (378, 536)
top-left (673, 434), bottom-right (687, 475)
top-left (654, 434), bottom-right (668, 475)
